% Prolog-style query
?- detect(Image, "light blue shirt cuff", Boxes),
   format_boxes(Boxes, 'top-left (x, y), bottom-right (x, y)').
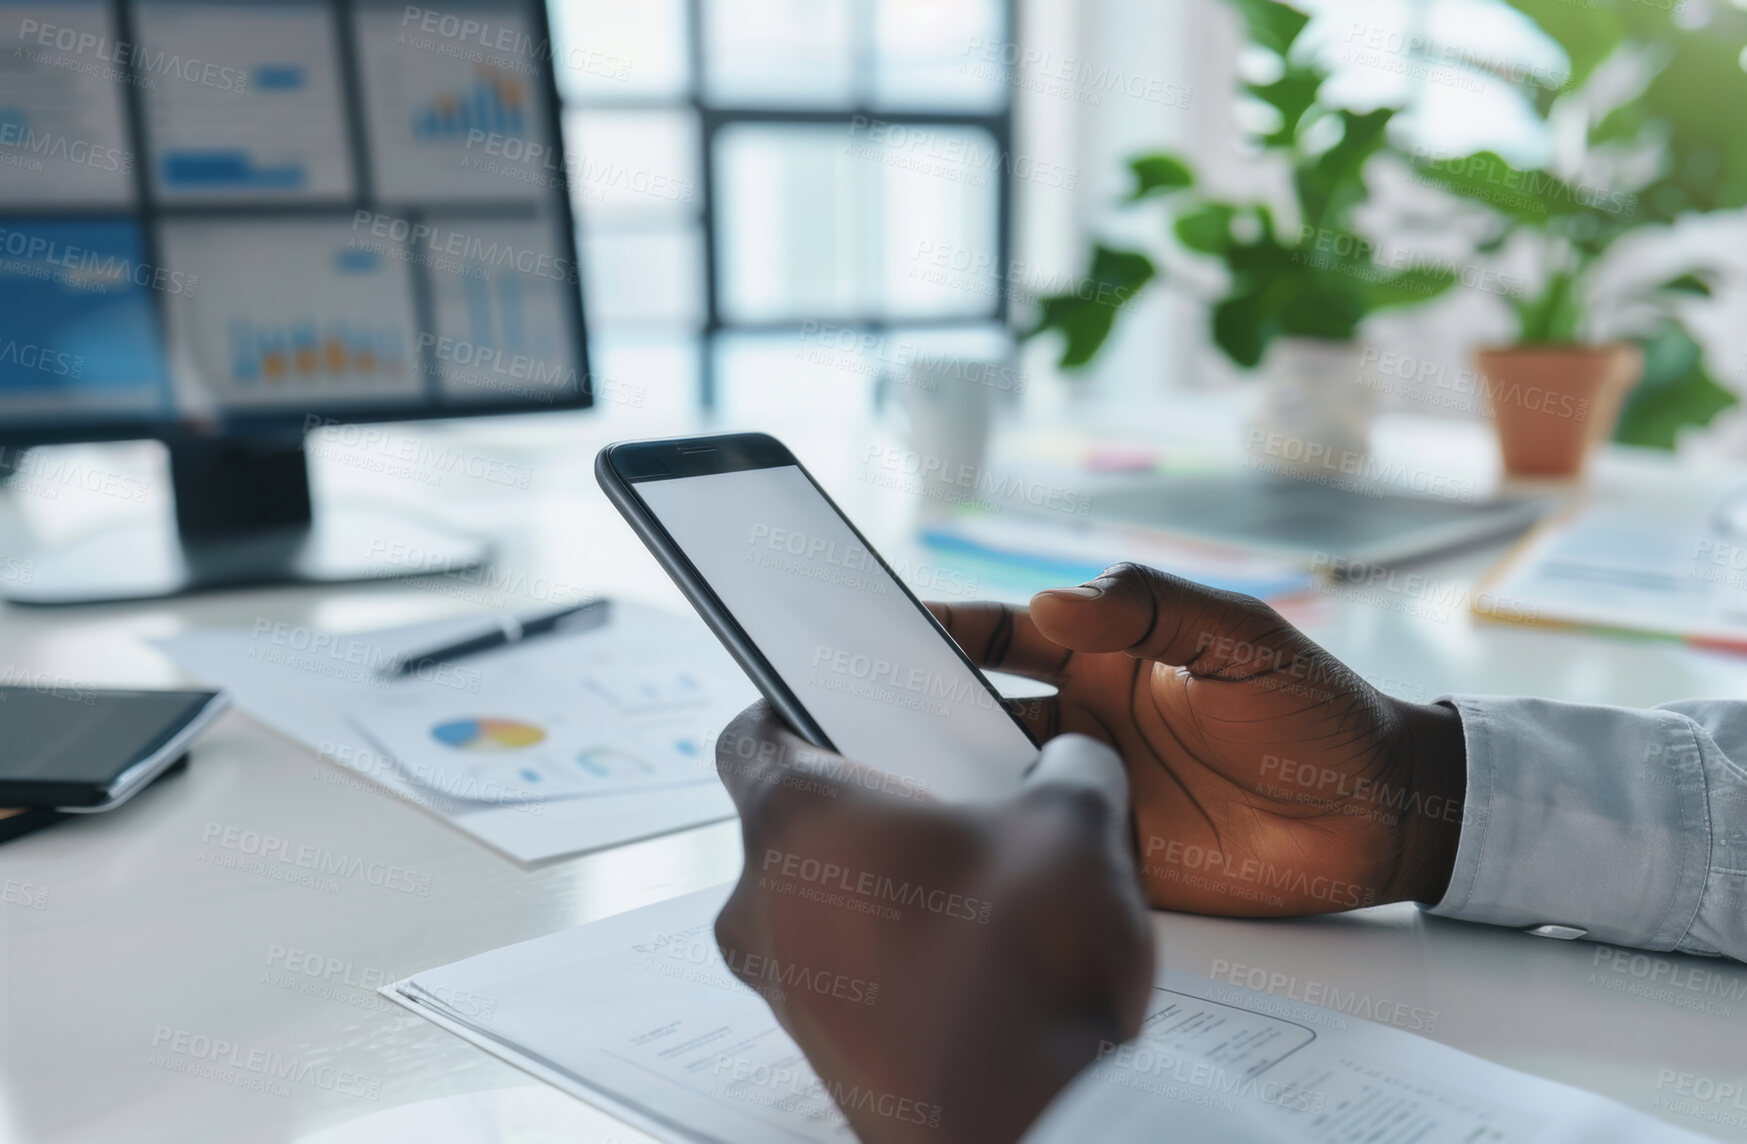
top-left (1425, 696), bottom-right (1712, 951)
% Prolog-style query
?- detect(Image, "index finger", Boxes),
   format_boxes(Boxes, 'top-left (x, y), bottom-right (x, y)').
top-left (926, 600), bottom-right (1073, 684)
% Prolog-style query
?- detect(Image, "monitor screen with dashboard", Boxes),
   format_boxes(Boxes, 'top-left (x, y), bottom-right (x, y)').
top-left (0, 0), bottom-right (590, 446)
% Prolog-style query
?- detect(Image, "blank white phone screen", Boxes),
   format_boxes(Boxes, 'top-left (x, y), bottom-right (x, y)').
top-left (635, 465), bottom-right (1037, 801)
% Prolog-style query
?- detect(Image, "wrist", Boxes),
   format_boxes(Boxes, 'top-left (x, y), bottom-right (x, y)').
top-left (1387, 701), bottom-right (1467, 905)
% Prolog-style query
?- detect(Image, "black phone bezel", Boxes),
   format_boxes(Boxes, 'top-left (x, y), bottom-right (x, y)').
top-left (595, 431), bottom-right (1039, 764)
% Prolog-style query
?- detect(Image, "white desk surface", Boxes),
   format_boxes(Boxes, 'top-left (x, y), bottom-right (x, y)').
top-left (2, 408), bottom-right (1744, 1144)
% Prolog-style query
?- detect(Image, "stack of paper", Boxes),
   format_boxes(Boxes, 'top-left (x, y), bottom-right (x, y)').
top-left (157, 601), bottom-right (756, 863)
top-left (385, 887), bottom-right (1708, 1143)
top-left (1475, 494), bottom-right (1747, 652)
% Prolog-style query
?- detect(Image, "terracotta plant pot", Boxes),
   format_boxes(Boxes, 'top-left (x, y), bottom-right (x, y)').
top-left (1474, 343), bottom-right (1643, 479)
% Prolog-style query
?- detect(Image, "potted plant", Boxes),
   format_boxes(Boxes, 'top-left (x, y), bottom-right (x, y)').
top-left (1029, 0), bottom-right (1456, 472)
top-left (1409, 0), bottom-right (1747, 476)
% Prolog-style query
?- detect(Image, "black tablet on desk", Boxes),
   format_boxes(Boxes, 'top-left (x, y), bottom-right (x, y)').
top-left (0, 688), bottom-right (227, 810)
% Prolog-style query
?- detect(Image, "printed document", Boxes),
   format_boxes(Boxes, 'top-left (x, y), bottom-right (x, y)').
top-left (385, 887), bottom-right (1709, 1143)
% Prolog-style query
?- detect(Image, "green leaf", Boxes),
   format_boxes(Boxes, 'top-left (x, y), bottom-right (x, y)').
top-left (1637, 315), bottom-right (1703, 381)
top-left (1411, 151), bottom-right (1595, 224)
top-left (1225, 0), bottom-right (1309, 57)
top-left (1087, 244), bottom-right (1156, 293)
top-left (1507, 0), bottom-right (1747, 213)
top-left (1589, 99), bottom-right (1649, 149)
top-left (1657, 272), bottom-right (1712, 297)
top-left (1297, 109), bottom-right (1392, 228)
top-left (1632, 5), bottom-right (1747, 214)
top-left (1278, 280), bottom-right (1365, 342)
top-left (1212, 290), bottom-right (1281, 368)
top-left (1365, 266), bottom-right (1458, 312)
top-left (1174, 203), bottom-right (1236, 254)
top-left (1223, 227), bottom-right (1295, 276)
top-left (1515, 269), bottom-right (1582, 344)
top-left (1127, 154), bottom-right (1194, 200)
top-left (1024, 245), bottom-right (1157, 371)
top-left (1245, 68), bottom-right (1322, 149)
top-left (1615, 322), bottom-right (1738, 449)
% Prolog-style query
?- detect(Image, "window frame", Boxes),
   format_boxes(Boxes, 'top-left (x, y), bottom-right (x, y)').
top-left (561, 0), bottom-right (1019, 411)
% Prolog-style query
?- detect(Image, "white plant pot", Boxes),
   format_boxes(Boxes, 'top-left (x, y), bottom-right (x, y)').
top-left (1246, 338), bottom-right (1377, 479)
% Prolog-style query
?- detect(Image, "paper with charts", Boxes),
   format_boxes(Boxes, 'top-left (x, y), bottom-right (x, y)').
top-left (157, 600), bottom-right (755, 864)
top-left (383, 886), bottom-right (1710, 1144)
top-left (341, 597), bottom-right (758, 815)
top-left (351, 661), bottom-right (725, 805)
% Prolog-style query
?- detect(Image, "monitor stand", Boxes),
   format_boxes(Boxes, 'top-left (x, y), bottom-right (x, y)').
top-left (2, 439), bottom-right (490, 606)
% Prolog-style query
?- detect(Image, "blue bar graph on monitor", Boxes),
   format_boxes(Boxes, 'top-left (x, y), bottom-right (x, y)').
top-left (162, 151), bottom-right (307, 191)
top-left (225, 315), bottom-right (408, 386)
top-left (460, 267), bottom-right (530, 357)
top-left (411, 68), bottom-right (527, 143)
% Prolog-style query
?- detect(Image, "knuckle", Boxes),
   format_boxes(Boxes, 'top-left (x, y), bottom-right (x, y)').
top-left (1101, 560), bottom-right (1154, 586)
top-left (714, 894), bottom-right (755, 959)
top-left (1148, 564), bottom-right (1266, 618)
top-left (1025, 782), bottom-right (1114, 834)
top-left (1224, 587), bottom-right (1269, 617)
top-left (713, 729), bottom-right (749, 778)
top-left (1105, 561), bottom-right (1272, 624)
top-left (719, 871), bottom-right (758, 924)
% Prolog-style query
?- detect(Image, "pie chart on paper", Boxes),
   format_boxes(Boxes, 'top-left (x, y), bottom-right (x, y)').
top-left (430, 717), bottom-right (548, 752)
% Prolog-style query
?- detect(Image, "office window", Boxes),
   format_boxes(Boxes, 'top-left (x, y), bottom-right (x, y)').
top-left (553, 0), bottom-right (1016, 422)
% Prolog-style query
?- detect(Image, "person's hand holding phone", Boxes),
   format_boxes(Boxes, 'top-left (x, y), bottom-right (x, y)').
top-left (712, 703), bottom-right (1154, 1144)
top-left (931, 563), bottom-right (1468, 916)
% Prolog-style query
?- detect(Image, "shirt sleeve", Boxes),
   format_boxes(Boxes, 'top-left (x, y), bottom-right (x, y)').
top-left (1026, 696), bottom-right (1747, 1142)
top-left (1424, 696), bottom-right (1747, 962)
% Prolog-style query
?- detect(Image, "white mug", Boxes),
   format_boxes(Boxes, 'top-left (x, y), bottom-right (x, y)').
top-left (891, 354), bottom-right (1011, 521)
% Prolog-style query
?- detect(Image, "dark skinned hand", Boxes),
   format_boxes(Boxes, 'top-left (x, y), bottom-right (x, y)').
top-left (710, 563), bottom-right (1467, 1142)
top-left (929, 563), bottom-right (1467, 916)
top-left (712, 703), bottom-right (1154, 1144)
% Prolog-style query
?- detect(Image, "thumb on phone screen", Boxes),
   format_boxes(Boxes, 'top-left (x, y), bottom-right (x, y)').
top-left (1022, 733), bottom-right (1138, 875)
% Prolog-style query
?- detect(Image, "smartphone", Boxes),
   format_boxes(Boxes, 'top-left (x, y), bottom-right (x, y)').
top-left (596, 432), bottom-right (1038, 802)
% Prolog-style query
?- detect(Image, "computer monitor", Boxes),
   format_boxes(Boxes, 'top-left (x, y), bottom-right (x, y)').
top-left (0, 0), bottom-right (590, 603)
